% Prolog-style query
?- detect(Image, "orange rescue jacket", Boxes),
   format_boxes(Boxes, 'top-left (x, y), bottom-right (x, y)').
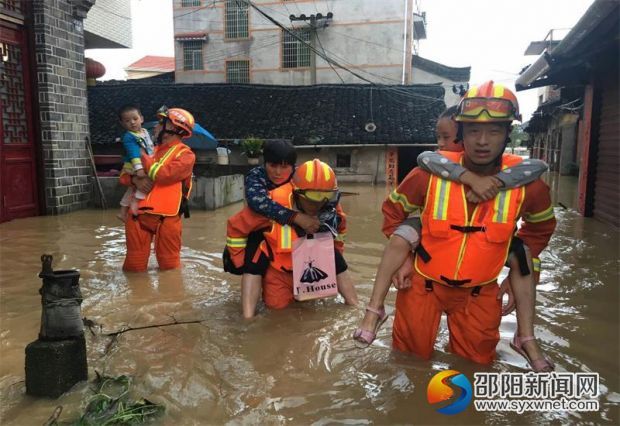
top-left (259, 183), bottom-right (298, 272)
top-left (226, 182), bottom-right (347, 272)
top-left (415, 151), bottom-right (524, 287)
top-left (137, 143), bottom-right (193, 216)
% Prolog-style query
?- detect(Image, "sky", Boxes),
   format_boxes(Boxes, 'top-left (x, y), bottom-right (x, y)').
top-left (86, 0), bottom-right (595, 122)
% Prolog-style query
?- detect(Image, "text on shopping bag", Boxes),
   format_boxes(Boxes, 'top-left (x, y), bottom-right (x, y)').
top-left (292, 232), bottom-right (338, 301)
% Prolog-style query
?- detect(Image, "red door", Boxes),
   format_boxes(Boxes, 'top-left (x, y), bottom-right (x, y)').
top-left (0, 23), bottom-right (39, 222)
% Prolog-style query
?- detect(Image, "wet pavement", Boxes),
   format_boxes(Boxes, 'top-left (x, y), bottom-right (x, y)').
top-left (0, 178), bottom-right (618, 425)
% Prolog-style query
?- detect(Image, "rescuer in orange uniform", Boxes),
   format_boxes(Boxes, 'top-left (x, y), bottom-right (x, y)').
top-left (121, 107), bottom-right (196, 272)
top-left (225, 159), bottom-right (358, 314)
top-left (383, 81), bottom-right (556, 364)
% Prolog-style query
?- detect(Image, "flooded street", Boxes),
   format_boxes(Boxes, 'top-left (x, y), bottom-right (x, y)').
top-left (0, 178), bottom-right (618, 425)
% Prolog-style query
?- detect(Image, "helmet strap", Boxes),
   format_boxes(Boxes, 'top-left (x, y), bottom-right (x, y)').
top-left (157, 117), bottom-right (184, 144)
top-left (456, 123), bottom-right (464, 141)
top-left (293, 192), bottom-right (307, 214)
top-left (495, 126), bottom-right (513, 166)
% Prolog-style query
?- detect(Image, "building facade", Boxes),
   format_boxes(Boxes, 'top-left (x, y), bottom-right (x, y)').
top-left (517, 0), bottom-right (619, 227)
top-left (0, 0), bottom-right (130, 223)
top-left (411, 54), bottom-right (470, 107)
top-left (173, 0), bottom-right (418, 85)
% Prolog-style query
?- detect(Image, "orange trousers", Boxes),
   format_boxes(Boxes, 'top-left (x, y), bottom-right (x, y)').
top-left (262, 265), bottom-right (295, 310)
top-left (123, 214), bottom-right (182, 272)
top-left (392, 272), bottom-right (502, 364)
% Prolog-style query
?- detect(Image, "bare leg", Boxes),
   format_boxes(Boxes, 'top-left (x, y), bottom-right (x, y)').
top-left (129, 196), bottom-right (139, 215)
top-left (336, 270), bottom-right (358, 306)
top-left (507, 249), bottom-right (551, 370)
top-left (357, 234), bottom-right (414, 334)
top-left (117, 205), bottom-right (129, 222)
top-left (241, 273), bottom-right (262, 319)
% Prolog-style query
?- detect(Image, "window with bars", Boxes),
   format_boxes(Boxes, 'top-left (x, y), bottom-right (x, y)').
top-left (282, 28), bottom-right (311, 69)
top-left (181, 0), bottom-right (200, 6)
top-left (226, 60), bottom-right (250, 83)
top-left (182, 41), bottom-right (204, 70)
top-left (225, 0), bottom-right (249, 39)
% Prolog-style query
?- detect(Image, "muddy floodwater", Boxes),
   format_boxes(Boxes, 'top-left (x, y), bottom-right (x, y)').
top-left (1, 179), bottom-right (618, 425)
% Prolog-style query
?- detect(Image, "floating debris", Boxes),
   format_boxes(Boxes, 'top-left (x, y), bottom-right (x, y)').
top-left (72, 372), bottom-right (164, 425)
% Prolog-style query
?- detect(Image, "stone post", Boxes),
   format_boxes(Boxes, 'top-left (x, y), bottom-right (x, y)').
top-left (25, 255), bottom-right (87, 398)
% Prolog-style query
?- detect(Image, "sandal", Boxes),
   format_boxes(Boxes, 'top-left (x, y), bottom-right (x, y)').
top-left (510, 334), bottom-right (555, 372)
top-left (352, 306), bottom-right (388, 348)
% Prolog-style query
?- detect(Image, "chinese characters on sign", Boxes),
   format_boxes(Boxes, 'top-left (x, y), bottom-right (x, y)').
top-left (385, 147), bottom-right (398, 190)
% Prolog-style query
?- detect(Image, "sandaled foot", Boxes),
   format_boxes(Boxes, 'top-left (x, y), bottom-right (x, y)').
top-left (510, 335), bottom-right (555, 372)
top-left (353, 306), bottom-right (388, 348)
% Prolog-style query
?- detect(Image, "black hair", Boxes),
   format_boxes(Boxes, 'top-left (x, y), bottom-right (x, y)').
top-left (263, 140), bottom-right (297, 166)
top-left (439, 105), bottom-right (459, 120)
top-left (439, 105), bottom-right (460, 144)
top-left (117, 104), bottom-right (142, 119)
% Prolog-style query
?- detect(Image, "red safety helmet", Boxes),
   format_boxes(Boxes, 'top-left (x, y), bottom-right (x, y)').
top-left (292, 159), bottom-right (338, 203)
top-left (157, 106), bottom-right (194, 138)
top-left (456, 81), bottom-right (521, 123)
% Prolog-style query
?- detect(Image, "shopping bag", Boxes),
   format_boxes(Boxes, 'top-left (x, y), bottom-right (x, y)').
top-left (292, 232), bottom-right (338, 301)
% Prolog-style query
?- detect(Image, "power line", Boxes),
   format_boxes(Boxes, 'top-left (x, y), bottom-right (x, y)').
top-left (244, 0), bottom-right (443, 105)
top-left (176, 0), bottom-right (443, 106)
top-left (315, 29), bottom-right (344, 83)
top-left (174, 0), bottom-right (225, 19)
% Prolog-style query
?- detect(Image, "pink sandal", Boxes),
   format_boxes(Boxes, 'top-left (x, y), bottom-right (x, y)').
top-left (510, 334), bottom-right (555, 372)
top-left (353, 306), bottom-right (388, 348)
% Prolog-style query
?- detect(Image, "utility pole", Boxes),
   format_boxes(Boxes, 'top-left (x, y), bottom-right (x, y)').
top-left (290, 12), bottom-right (333, 85)
top-left (310, 15), bottom-right (317, 84)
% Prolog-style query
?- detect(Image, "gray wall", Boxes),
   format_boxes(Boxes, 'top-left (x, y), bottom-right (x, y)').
top-left (92, 175), bottom-right (245, 210)
top-left (83, 0), bottom-right (132, 48)
top-left (411, 66), bottom-right (465, 107)
top-left (33, 0), bottom-right (94, 215)
top-left (296, 146), bottom-right (387, 183)
top-left (174, 0), bottom-right (413, 85)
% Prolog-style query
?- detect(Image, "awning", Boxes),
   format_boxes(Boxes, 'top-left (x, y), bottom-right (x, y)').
top-left (515, 0), bottom-right (618, 91)
top-left (175, 32), bottom-right (208, 42)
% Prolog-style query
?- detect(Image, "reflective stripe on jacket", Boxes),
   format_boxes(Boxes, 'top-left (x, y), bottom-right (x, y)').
top-left (138, 144), bottom-right (192, 216)
top-left (415, 151), bottom-right (524, 287)
top-left (260, 183), bottom-right (298, 272)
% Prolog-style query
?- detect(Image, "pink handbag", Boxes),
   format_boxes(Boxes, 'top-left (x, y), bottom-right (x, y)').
top-left (292, 232), bottom-right (338, 301)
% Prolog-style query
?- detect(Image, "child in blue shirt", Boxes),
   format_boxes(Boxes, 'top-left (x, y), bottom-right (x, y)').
top-left (117, 104), bottom-right (154, 222)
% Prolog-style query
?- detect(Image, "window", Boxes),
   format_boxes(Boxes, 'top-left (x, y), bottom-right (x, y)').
top-left (182, 41), bottom-right (203, 70)
top-left (226, 60), bottom-right (250, 83)
top-left (282, 28), bottom-right (311, 69)
top-left (225, 0), bottom-right (249, 39)
top-left (336, 153), bottom-right (351, 168)
top-left (181, 0), bottom-right (200, 6)
top-left (0, 0), bottom-right (23, 13)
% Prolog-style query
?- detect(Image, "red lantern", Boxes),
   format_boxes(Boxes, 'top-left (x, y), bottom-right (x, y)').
top-left (85, 58), bottom-right (106, 85)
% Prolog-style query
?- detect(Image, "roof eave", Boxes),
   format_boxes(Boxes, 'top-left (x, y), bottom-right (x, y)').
top-left (515, 0), bottom-right (618, 91)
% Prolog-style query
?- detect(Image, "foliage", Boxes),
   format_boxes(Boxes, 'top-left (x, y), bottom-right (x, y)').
top-left (73, 372), bottom-right (164, 425)
top-left (240, 137), bottom-right (264, 158)
top-left (510, 124), bottom-right (529, 147)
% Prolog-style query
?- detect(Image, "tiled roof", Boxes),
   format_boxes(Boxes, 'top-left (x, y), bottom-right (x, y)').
top-left (126, 56), bottom-right (175, 72)
top-left (412, 55), bottom-right (471, 82)
top-left (87, 81), bottom-right (445, 145)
